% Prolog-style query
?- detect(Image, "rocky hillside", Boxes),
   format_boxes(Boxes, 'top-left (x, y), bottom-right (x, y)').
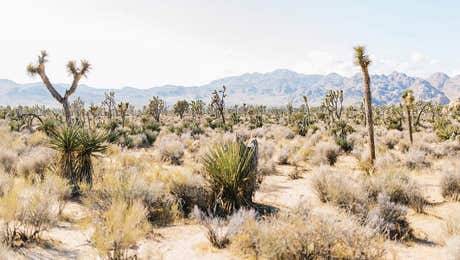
top-left (0, 70), bottom-right (457, 107)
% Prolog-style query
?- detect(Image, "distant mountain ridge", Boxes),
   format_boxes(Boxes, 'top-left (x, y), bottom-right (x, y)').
top-left (0, 69), bottom-right (458, 107)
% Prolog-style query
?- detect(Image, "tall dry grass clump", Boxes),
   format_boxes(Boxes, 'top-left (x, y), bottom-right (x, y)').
top-left (92, 199), bottom-right (150, 259)
top-left (85, 170), bottom-right (177, 226)
top-left (0, 177), bottom-right (63, 248)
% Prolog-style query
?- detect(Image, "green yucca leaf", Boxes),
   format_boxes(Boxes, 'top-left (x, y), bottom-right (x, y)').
top-left (202, 140), bottom-right (258, 215)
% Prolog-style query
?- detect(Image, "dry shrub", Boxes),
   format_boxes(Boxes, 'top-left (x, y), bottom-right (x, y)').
top-left (106, 144), bottom-right (121, 156)
top-left (288, 168), bottom-right (302, 180)
top-left (441, 169), bottom-right (460, 201)
top-left (0, 148), bottom-right (18, 174)
top-left (258, 159), bottom-right (276, 176)
top-left (397, 138), bottom-right (411, 152)
top-left (167, 169), bottom-right (210, 216)
top-left (374, 152), bottom-right (398, 173)
top-left (26, 131), bottom-right (48, 147)
top-left (366, 194), bottom-right (412, 241)
top-left (347, 130), bottom-right (366, 149)
top-left (403, 148), bottom-right (430, 169)
top-left (275, 146), bottom-right (291, 165)
top-left (381, 130), bottom-right (403, 149)
top-left (231, 208), bottom-right (385, 259)
top-left (250, 127), bottom-right (267, 139)
top-left (355, 148), bottom-right (374, 174)
top-left (311, 141), bottom-right (340, 166)
top-left (269, 125), bottom-right (295, 140)
top-left (312, 167), bottom-right (369, 218)
top-left (16, 147), bottom-right (55, 178)
top-left (157, 134), bottom-right (185, 165)
top-left (192, 206), bottom-right (256, 249)
top-left (0, 178), bottom-right (58, 247)
top-left (41, 174), bottom-right (71, 215)
top-left (257, 140), bottom-right (277, 176)
top-left (92, 199), bottom-right (150, 259)
top-left (258, 140), bottom-right (276, 162)
top-left (365, 171), bottom-right (426, 213)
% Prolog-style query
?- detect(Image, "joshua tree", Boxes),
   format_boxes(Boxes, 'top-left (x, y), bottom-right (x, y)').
top-left (27, 51), bottom-right (91, 126)
top-left (71, 97), bottom-right (86, 126)
top-left (190, 100), bottom-right (205, 120)
top-left (210, 86), bottom-right (227, 126)
top-left (302, 95), bottom-right (310, 120)
top-left (102, 91), bottom-right (116, 120)
top-left (88, 104), bottom-right (99, 128)
top-left (117, 102), bottom-right (129, 127)
top-left (354, 45), bottom-right (376, 164)
top-left (173, 100), bottom-right (189, 119)
top-left (286, 99), bottom-right (294, 125)
top-left (322, 89), bottom-right (344, 125)
top-left (402, 90), bottom-right (415, 144)
top-left (148, 96), bottom-right (165, 123)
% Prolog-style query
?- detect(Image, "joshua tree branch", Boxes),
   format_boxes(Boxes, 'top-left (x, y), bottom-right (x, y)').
top-left (37, 69), bottom-right (64, 103)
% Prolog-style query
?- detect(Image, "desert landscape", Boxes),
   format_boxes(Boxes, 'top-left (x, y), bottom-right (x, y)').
top-left (0, 47), bottom-right (459, 259)
top-left (1, 1), bottom-right (460, 259)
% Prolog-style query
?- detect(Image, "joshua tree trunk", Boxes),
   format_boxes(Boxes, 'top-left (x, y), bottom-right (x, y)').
top-left (406, 105), bottom-right (413, 144)
top-left (354, 46), bottom-right (375, 165)
top-left (63, 99), bottom-right (72, 126)
top-left (362, 67), bottom-right (376, 163)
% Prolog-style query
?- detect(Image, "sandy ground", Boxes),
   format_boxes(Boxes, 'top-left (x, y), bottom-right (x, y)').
top-left (14, 155), bottom-right (459, 259)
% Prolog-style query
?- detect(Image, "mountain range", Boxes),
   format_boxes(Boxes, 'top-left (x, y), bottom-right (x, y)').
top-left (0, 69), bottom-right (458, 107)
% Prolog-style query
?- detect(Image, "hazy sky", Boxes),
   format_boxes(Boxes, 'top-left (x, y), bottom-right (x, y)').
top-left (1, 0), bottom-right (460, 88)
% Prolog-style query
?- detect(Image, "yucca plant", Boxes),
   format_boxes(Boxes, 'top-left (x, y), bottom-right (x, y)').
top-left (49, 126), bottom-right (108, 196)
top-left (76, 129), bottom-right (108, 185)
top-left (202, 140), bottom-right (258, 215)
top-left (49, 126), bottom-right (80, 188)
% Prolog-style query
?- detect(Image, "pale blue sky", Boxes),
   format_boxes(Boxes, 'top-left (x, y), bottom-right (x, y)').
top-left (1, 0), bottom-right (459, 88)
